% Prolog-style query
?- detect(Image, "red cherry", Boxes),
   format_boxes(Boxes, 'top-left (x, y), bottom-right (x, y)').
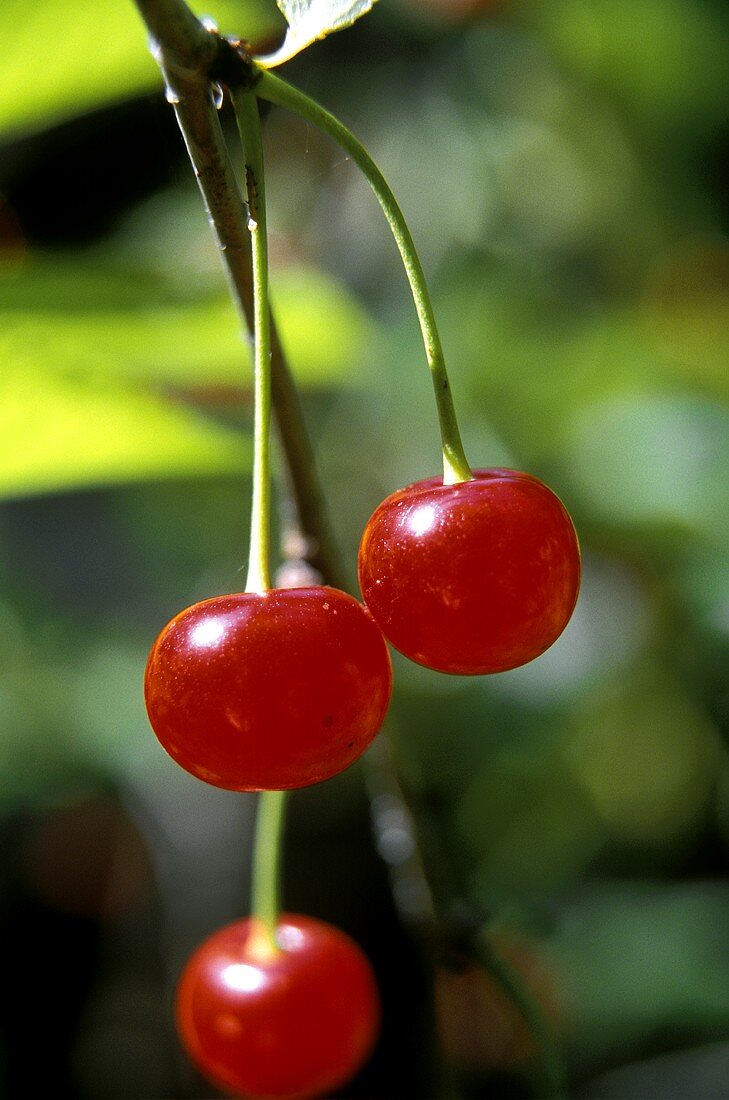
top-left (144, 586), bottom-right (392, 790)
top-left (358, 468), bottom-right (580, 675)
top-left (176, 914), bottom-right (380, 1099)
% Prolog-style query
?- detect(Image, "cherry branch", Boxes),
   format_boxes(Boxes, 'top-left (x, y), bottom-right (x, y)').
top-left (132, 0), bottom-right (340, 586)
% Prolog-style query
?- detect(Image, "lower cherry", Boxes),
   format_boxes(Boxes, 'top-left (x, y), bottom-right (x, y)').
top-left (144, 586), bottom-right (392, 790)
top-left (358, 468), bottom-right (581, 675)
top-left (176, 914), bottom-right (380, 1099)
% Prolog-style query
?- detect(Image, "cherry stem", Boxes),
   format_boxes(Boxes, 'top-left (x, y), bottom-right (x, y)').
top-left (234, 89), bottom-right (273, 595)
top-left (255, 69), bottom-right (473, 487)
top-left (251, 790), bottom-right (287, 952)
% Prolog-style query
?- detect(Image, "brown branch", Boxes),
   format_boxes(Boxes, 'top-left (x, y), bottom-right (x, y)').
top-left (133, 0), bottom-right (340, 584)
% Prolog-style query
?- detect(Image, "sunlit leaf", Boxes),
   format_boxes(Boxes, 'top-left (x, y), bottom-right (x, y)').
top-left (273, 266), bottom-right (375, 383)
top-left (0, 367), bottom-right (247, 499)
top-left (0, 256), bottom-right (176, 311)
top-left (258, 0), bottom-right (379, 67)
top-left (0, 0), bottom-right (155, 140)
top-left (0, 256), bottom-right (374, 386)
top-left (0, 0), bottom-right (284, 140)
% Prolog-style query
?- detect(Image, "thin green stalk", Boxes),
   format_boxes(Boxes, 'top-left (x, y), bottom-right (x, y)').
top-left (255, 68), bottom-right (473, 486)
top-left (251, 790), bottom-right (287, 952)
top-left (233, 89), bottom-right (286, 958)
top-left (235, 89), bottom-right (273, 594)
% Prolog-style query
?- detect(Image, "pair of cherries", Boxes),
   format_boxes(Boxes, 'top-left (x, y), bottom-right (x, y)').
top-left (145, 468), bottom-right (580, 1099)
top-left (145, 468), bottom-right (581, 792)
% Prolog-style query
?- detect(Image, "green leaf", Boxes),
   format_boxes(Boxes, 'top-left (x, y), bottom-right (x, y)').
top-left (0, 0), bottom-right (285, 140)
top-left (258, 0), bottom-right (379, 67)
top-left (532, 0), bottom-right (729, 135)
top-left (551, 882), bottom-right (729, 1072)
top-left (0, 367), bottom-right (247, 499)
top-left (0, 255), bottom-right (374, 388)
top-left (0, 0), bottom-right (156, 140)
top-left (567, 671), bottom-right (719, 848)
top-left (565, 393), bottom-right (729, 542)
top-left (273, 266), bottom-right (376, 384)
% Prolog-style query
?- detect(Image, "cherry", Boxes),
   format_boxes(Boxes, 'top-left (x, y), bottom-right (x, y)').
top-left (144, 586), bottom-right (392, 790)
top-left (358, 468), bottom-right (580, 675)
top-left (176, 914), bottom-right (380, 1099)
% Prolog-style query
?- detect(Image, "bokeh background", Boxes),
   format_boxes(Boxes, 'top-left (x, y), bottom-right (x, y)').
top-left (2, 0), bottom-right (729, 1096)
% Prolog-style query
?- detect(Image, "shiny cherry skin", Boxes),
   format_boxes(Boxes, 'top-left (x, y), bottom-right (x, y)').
top-left (358, 468), bottom-right (581, 675)
top-left (176, 914), bottom-right (380, 1099)
top-left (144, 586), bottom-right (392, 791)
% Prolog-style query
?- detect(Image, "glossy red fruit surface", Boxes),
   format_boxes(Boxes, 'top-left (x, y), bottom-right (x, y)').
top-left (144, 586), bottom-right (392, 791)
top-left (176, 914), bottom-right (380, 1099)
top-left (358, 469), bottom-right (580, 675)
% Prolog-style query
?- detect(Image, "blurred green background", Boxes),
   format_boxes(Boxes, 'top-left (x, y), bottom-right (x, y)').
top-left (2, 0), bottom-right (729, 1096)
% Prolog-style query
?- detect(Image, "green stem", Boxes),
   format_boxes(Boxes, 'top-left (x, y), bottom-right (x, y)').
top-left (255, 68), bottom-right (473, 486)
top-left (235, 89), bottom-right (273, 594)
top-left (251, 790), bottom-right (287, 951)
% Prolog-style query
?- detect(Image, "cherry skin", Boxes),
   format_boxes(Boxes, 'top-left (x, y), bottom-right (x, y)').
top-left (358, 468), bottom-right (581, 675)
top-left (144, 586), bottom-right (392, 791)
top-left (176, 914), bottom-right (380, 1099)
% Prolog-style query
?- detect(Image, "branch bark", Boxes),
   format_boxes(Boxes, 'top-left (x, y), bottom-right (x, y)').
top-left (133, 0), bottom-right (341, 586)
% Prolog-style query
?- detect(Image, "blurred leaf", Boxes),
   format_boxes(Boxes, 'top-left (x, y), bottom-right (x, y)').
top-left (67, 642), bottom-right (164, 781)
top-left (583, 1042), bottom-right (729, 1100)
top-left (567, 669), bottom-right (720, 847)
top-left (0, 662), bottom-right (81, 809)
top-left (439, 266), bottom-right (663, 462)
top-left (258, 0), bottom-right (379, 66)
top-left (674, 551), bottom-right (729, 639)
top-left (532, 0), bottom-right (729, 135)
top-left (0, 0), bottom-right (285, 140)
top-left (552, 882), bottom-right (729, 1072)
top-left (457, 747), bottom-right (601, 897)
top-left (643, 235), bottom-right (729, 398)
top-left (0, 0), bottom-right (156, 140)
top-left (0, 256), bottom-right (179, 310)
top-left (273, 266), bottom-right (376, 383)
top-left (0, 367), bottom-right (247, 499)
top-left (565, 393), bottom-right (729, 542)
top-left (0, 255), bottom-right (373, 387)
